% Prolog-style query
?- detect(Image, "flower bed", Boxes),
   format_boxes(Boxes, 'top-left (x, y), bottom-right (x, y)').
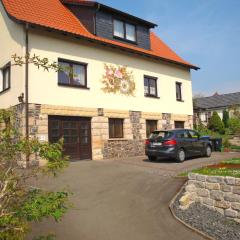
top-left (191, 158), bottom-right (240, 178)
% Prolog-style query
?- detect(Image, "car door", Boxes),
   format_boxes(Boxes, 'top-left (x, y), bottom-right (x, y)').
top-left (175, 130), bottom-right (192, 156)
top-left (188, 130), bottom-right (203, 155)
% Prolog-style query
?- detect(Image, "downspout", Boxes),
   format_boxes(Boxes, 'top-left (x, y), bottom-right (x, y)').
top-left (25, 23), bottom-right (29, 163)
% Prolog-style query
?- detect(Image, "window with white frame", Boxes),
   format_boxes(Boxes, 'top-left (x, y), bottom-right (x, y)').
top-left (113, 19), bottom-right (136, 42)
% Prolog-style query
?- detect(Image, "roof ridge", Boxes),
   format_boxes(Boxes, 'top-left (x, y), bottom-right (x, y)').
top-left (196, 92), bottom-right (240, 100)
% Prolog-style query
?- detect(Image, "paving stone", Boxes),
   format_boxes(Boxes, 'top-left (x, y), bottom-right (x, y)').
top-left (225, 177), bottom-right (236, 185)
top-left (233, 186), bottom-right (240, 195)
top-left (189, 180), bottom-right (205, 188)
top-left (210, 190), bottom-right (224, 201)
top-left (188, 173), bottom-right (197, 180)
top-left (224, 193), bottom-right (240, 202)
top-left (206, 176), bottom-right (224, 183)
top-left (215, 200), bottom-right (230, 209)
top-left (185, 184), bottom-right (196, 192)
top-left (196, 174), bottom-right (206, 182)
top-left (220, 184), bottom-right (232, 192)
top-left (231, 202), bottom-right (240, 211)
top-left (205, 182), bottom-right (220, 190)
top-left (225, 209), bottom-right (238, 218)
top-left (202, 198), bottom-right (214, 206)
top-left (197, 189), bottom-right (209, 197)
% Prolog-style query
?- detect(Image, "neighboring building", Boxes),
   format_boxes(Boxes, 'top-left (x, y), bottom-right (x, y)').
top-left (194, 92), bottom-right (240, 125)
top-left (0, 0), bottom-right (198, 161)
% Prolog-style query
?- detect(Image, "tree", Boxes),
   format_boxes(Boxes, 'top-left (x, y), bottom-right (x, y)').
top-left (208, 111), bottom-right (225, 134)
top-left (0, 54), bottom-right (71, 240)
top-left (228, 117), bottom-right (240, 135)
top-left (222, 109), bottom-right (229, 128)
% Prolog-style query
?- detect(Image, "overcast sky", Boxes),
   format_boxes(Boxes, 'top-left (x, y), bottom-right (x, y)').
top-left (100, 0), bottom-right (240, 97)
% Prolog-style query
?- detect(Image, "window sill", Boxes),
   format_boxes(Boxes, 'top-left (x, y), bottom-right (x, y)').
top-left (108, 138), bottom-right (129, 141)
top-left (58, 83), bottom-right (90, 90)
top-left (0, 87), bottom-right (10, 95)
top-left (113, 36), bottom-right (137, 45)
top-left (145, 94), bottom-right (160, 99)
top-left (177, 99), bottom-right (184, 102)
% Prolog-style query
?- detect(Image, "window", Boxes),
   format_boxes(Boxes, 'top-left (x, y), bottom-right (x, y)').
top-left (176, 82), bottom-right (182, 101)
top-left (113, 19), bottom-right (136, 42)
top-left (0, 63), bottom-right (10, 93)
top-left (146, 120), bottom-right (158, 137)
top-left (109, 118), bottom-right (124, 138)
top-left (58, 59), bottom-right (87, 88)
top-left (144, 76), bottom-right (158, 97)
top-left (113, 19), bottom-right (124, 38)
top-left (174, 121), bottom-right (185, 129)
top-left (126, 23), bottom-right (136, 42)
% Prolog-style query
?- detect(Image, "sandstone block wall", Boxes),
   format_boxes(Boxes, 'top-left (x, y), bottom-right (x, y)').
top-left (12, 103), bottom-right (193, 163)
top-left (182, 173), bottom-right (240, 223)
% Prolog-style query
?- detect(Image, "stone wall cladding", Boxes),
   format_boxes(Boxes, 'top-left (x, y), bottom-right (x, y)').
top-left (183, 173), bottom-right (240, 223)
top-left (11, 104), bottom-right (193, 162)
top-left (102, 111), bottom-right (145, 159)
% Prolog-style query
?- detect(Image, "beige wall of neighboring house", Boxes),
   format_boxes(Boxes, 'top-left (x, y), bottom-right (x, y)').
top-left (28, 30), bottom-right (193, 116)
top-left (0, 2), bottom-right (25, 108)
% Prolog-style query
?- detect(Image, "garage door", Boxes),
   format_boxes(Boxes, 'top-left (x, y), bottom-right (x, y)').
top-left (48, 116), bottom-right (92, 160)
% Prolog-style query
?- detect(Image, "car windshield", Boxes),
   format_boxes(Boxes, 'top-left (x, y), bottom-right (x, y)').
top-left (149, 131), bottom-right (173, 140)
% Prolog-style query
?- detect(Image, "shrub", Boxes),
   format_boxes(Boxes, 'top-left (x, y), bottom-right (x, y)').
top-left (223, 137), bottom-right (231, 148)
top-left (0, 109), bottom-right (70, 240)
top-left (228, 117), bottom-right (240, 135)
top-left (208, 111), bottom-right (225, 134)
top-left (222, 110), bottom-right (229, 128)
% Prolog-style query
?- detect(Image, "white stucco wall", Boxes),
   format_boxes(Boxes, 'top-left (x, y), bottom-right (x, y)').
top-left (0, 2), bottom-right (25, 108)
top-left (27, 29), bottom-right (193, 115)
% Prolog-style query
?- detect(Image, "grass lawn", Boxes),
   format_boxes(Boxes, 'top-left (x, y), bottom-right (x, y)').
top-left (180, 158), bottom-right (240, 178)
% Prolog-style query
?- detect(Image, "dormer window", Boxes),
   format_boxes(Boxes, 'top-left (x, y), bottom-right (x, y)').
top-left (113, 19), bottom-right (136, 43)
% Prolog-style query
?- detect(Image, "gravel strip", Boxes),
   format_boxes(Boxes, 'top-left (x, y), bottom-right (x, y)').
top-left (172, 192), bottom-right (240, 240)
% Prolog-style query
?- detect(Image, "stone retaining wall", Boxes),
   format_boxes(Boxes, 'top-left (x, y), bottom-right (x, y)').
top-left (181, 173), bottom-right (240, 223)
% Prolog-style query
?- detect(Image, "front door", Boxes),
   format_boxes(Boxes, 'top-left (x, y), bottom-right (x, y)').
top-left (48, 116), bottom-right (92, 160)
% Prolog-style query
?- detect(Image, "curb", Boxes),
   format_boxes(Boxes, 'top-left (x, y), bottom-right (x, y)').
top-left (169, 182), bottom-right (215, 240)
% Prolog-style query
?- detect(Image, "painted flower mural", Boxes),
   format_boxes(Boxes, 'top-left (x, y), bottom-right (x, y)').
top-left (101, 64), bottom-right (135, 96)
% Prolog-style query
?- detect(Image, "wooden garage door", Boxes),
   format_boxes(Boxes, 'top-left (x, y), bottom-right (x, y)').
top-left (48, 116), bottom-right (92, 160)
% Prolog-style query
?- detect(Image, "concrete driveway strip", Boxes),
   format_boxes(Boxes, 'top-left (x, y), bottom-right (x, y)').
top-left (29, 152), bottom-right (240, 240)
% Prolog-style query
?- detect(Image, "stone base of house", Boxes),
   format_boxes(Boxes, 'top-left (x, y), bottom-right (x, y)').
top-left (13, 103), bottom-right (193, 164)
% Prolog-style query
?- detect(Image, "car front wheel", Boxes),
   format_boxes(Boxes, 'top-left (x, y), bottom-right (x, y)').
top-left (176, 149), bottom-right (185, 163)
top-left (205, 145), bottom-right (212, 157)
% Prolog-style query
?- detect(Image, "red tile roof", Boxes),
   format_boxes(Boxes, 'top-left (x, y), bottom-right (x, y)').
top-left (1, 0), bottom-right (198, 69)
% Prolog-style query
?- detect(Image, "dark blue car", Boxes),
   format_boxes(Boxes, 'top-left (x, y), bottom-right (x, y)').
top-left (145, 129), bottom-right (212, 162)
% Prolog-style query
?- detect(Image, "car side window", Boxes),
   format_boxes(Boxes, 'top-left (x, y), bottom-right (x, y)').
top-left (188, 130), bottom-right (199, 139)
top-left (176, 131), bottom-right (188, 139)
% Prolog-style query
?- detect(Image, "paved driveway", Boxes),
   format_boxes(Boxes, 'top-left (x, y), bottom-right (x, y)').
top-left (30, 152), bottom-right (240, 240)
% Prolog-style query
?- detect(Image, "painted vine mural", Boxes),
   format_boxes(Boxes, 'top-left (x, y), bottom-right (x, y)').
top-left (101, 64), bottom-right (136, 96)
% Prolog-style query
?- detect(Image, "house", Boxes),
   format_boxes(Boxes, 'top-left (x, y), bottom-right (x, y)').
top-left (0, 0), bottom-right (198, 162)
top-left (194, 92), bottom-right (240, 125)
